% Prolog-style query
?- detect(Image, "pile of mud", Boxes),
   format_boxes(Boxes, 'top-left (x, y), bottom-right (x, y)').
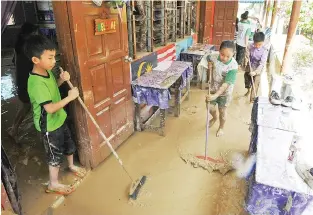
top-left (179, 149), bottom-right (248, 175)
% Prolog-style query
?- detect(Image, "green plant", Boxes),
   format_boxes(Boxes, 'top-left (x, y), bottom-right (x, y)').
top-left (106, 0), bottom-right (127, 8)
top-left (278, 1), bottom-right (313, 42)
top-left (292, 47), bottom-right (313, 69)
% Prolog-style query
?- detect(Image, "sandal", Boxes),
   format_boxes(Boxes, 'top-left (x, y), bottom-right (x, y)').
top-left (68, 166), bottom-right (87, 178)
top-left (46, 185), bottom-right (75, 196)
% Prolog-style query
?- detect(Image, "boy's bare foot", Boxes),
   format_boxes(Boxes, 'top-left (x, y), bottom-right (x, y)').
top-left (216, 128), bottom-right (224, 137)
top-left (209, 118), bottom-right (217, 128)
top-left (46, 183), bottom-right (75, 195)
top-left (69, 165), bottom-right (87, 178)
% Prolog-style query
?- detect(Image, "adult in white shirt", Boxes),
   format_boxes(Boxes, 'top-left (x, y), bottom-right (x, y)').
top-left (236, 11), bottom-right (252, 68)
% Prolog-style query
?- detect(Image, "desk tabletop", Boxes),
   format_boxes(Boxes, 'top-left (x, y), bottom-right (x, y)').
top-left (132, 61), bottom-right (192, 89)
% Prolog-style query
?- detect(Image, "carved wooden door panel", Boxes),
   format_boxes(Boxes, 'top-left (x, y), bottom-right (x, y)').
top-left (66, 1), bottom-right (134, 167)
top-left (212, 1), bottom-right (238, 50)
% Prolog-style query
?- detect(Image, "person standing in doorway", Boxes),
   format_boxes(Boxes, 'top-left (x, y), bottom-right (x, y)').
top-left (9, 23), bottom-right (40, 143)
top-left (236, 11), bottom-right (251, 69)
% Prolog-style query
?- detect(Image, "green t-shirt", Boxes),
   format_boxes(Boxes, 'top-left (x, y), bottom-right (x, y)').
top-left (224, 69), bottom-right (237, 85)
top-left (28, 70), bottom-right (67, 132)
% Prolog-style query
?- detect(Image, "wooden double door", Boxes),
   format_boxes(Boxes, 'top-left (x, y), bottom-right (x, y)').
top-left (53, 1), bottom-right (134, 168)
top-left (199, 1), bottom-right (238, 50)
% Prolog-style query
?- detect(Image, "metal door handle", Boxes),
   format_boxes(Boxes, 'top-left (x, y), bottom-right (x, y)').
top-left (124, 56), bottom-right (133, 62)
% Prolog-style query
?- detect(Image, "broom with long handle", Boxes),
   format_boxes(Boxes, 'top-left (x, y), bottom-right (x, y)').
top-left (60, 67), bottom-right (146, 200)
top-left (248, 57), bottom-right (257, 99)
top-left (196, 62), bottom-right (223, 163)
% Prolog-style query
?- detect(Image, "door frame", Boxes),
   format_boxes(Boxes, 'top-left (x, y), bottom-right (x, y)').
top-left (197, 1), bottom-right (205, 43)
top-left (212, 1), bottom-right (238, 50)
top-left (198, 0), bottom-right (215, 44)
top-left (52, 1), bottom-right (96, 168)
top-left (52, 1), bottom-right (134, 168)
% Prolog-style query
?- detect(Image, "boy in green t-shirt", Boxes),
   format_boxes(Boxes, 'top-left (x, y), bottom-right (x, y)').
top-left (25, 35), bottom-right (86, 195)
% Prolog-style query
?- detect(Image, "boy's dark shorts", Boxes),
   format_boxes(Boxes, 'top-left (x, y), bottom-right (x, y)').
top-left (210, 96), bottom-right (231, 108)
top-left (41, 123), bottom-right (76, 167)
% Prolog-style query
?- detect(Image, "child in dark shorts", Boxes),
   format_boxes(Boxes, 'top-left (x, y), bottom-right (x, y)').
top-left (25, 35), bottom-right (86, 195)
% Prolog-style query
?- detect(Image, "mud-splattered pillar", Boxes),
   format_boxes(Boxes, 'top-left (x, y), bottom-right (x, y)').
top-left (281, 0), bottom-right (302, 74)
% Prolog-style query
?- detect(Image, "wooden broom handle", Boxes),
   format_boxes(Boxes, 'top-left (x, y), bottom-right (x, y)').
top-left (248, 57), bottom-right (257, 98)
top-left (59, 68), bottom-right (123, 165)
top-left (208, 62), bottom-right (213, 95)
top-left (205, 62), bottom-right (213, 108)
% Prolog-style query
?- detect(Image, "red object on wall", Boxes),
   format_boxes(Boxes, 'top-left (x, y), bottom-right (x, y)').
top-left (156, 43), bottom-right (176, 63)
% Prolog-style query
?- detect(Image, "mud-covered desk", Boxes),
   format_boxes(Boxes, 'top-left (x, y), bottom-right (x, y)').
top-left (132, 61), bottom-right (193, 136)
top-left (246, 97), bottom-right (313, 215)
top-left (179, 44), bottom-right (214, 88)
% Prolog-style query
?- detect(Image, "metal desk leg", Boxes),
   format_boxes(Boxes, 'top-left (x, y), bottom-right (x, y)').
top-left (174, 82), bottom-right (181, 117)
top-left (135, 103), bottom-right (142, 131)
top-left (196, 69), bottom-right (200, 87)
top-left (186, 77), bottom-right (191, 101)
top-left (160, 109), bottom-right (166, 136)
top-left (201, 79), bottom-right (206, 90)
top-left (201, 68), bottom-right (209, 90)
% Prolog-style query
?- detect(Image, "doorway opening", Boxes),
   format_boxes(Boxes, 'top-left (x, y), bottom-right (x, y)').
top-left (1, 1), bottom-right (80, 214)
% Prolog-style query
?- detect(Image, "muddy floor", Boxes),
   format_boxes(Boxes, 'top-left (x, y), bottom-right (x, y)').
top-left (1, 51), bottom-right (253, 214)
top-left (52, 72), bottom-right (253, 215)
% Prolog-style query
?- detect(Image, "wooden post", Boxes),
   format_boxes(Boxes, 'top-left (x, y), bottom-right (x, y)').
top-left (262, 0), bottom-right (268, 22)
top-left (126, 2), bottom-right (134, 58)
top-left (195, 0), bottom-right (200, 40)
top-left (165, 1), bottom-right (168, 45)
top-left (161, 1), bottom-right (165, 46)
top-left (148, 1), bottom-right (153, 52)
top-left (131, 0), bottom-right (137, 59)
top-left (281, 0), bottom-right (302, 74)
top-left (187, 2), bottom-right (192, 35)
top-left (264, 0), bottom-right (271, 28)
top-left (52, 1), bottom-right (93, 168)
top-left (270, 0), bottom-right (278, 29)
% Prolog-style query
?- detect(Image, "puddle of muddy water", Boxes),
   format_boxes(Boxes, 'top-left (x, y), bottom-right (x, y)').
top-left (1, 72), bottom-right (17, 100)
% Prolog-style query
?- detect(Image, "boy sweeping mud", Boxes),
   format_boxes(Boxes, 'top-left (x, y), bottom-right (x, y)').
top-left (24, 35), bottom-right (86, 195)
top-left (244, 32), bottom-right (269, 102)
top-left (199, 41), bottom-right (238, 137)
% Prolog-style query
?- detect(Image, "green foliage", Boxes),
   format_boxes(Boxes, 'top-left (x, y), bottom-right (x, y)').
top-left (292, 47), bottom-right (313, 69)
top-left (107, 0), bottom-right (125, 8)
top-left (278, 0), bottom-right (313, 40)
